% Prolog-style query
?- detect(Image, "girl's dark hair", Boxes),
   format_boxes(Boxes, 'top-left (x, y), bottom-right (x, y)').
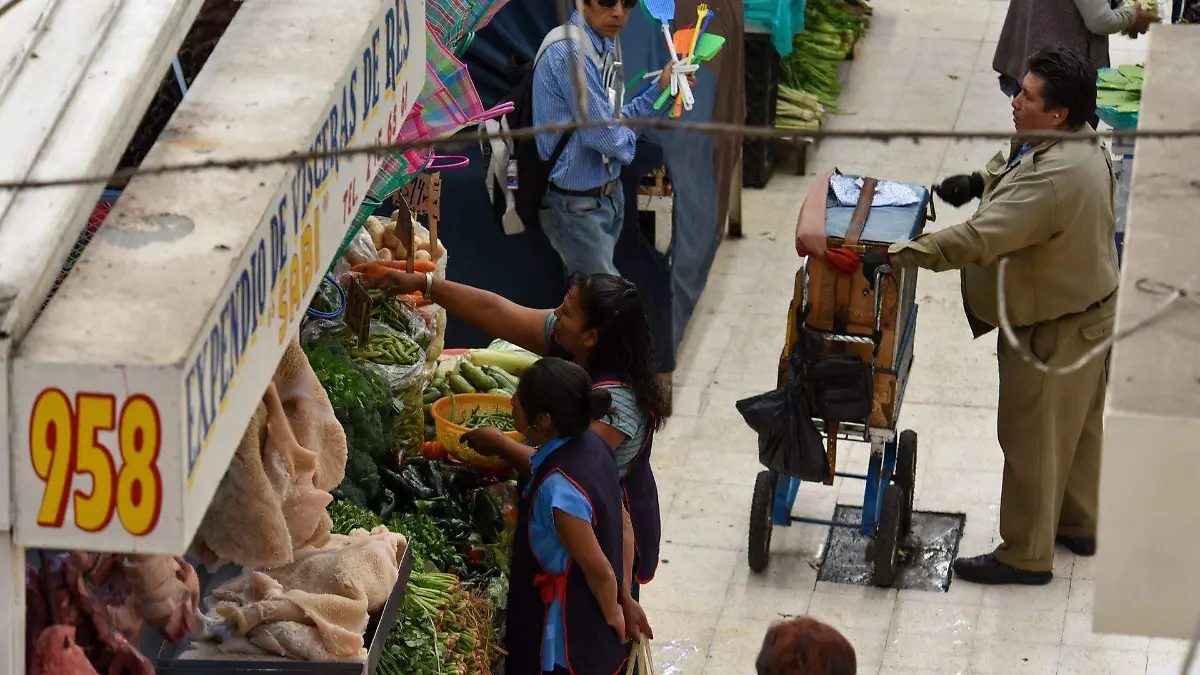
top-left (569, 273), bottom-right (669, 430)
top-left (1026, 46), bottom-right (1097, 127)
top-left (755, 617), bottom-right (856, 675)
top-left (517, 358), bottom-right (612, 438)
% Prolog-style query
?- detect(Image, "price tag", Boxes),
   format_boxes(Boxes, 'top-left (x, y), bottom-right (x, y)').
top-left (399, 174), bottom-right (432, 215)
top-left (345, 275), bottom-right (373, 347)
top-left (27, 389), bottom-right (164, 536)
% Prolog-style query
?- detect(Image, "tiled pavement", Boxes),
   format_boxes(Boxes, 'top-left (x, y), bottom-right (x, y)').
top-left (642, 3), bottom-right (1187, 673)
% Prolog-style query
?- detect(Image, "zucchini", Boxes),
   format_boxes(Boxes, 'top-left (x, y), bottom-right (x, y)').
top-left (422, 389), bottom-right (443, 405)
top-left (486, 388), bottom-right (513, 397)
top-left (448, 373), bottom-right (474, 394)
top-left (484, 365), bottom-right (520, 390)
top-left (459, 361), bottom-right (499, 392)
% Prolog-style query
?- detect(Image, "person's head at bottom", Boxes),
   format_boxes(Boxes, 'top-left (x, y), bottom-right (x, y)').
top-left (512, 357), bottom-right (612, 445)
top-left (553, 273), bottom-right (668, 422)
top-left (756, 617), bottom-right (857, 675)
top-left (1012, 46), bottom-right (1097, 133)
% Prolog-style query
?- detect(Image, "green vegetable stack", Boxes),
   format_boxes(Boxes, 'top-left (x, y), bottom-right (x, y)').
top-left (776, 0), bottom-right (871, 130)
top-left (327, 472), bottom-right (513, 674)
top-left (303, 337), bottom-right (395, 508)
top-left (1096, 65), bottom-right (1144, 125)
top-left (377, 571), bottom-right (496, 675)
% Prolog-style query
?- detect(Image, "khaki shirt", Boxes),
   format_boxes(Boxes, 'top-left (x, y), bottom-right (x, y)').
top-left (888, 126), bottom-right (1120, 336)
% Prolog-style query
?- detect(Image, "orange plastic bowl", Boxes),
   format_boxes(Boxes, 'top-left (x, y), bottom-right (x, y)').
top-left (429, 394), bottom-right (523, 469)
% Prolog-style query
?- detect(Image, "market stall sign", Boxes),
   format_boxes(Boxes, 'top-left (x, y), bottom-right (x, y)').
top-left (10, 0), bottom-right (425, 555)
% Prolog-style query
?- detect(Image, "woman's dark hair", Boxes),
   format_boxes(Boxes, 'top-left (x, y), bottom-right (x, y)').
top-left (569, 273), bottom-right (669, 430)
top-left (517, 358), bottom-right (612, 438)
top-left (1026, 46), bottom-right (1097, 127)
top-left (756, 617), bottom-right (856, 675)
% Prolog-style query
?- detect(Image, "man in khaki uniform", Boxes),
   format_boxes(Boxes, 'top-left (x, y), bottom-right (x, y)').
top-left (862, 46), bottom-right (1119, 585)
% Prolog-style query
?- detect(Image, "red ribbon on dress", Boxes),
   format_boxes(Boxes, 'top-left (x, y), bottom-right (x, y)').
top-left (534, 572), bottom-right (568, 604)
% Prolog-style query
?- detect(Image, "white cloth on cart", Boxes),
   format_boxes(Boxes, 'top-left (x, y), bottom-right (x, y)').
top-left (829, 174), bottom-right (921, 208)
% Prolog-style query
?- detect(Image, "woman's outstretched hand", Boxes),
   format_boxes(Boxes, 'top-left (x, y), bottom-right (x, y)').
top-left (351, 262), bottom-right (425, 294)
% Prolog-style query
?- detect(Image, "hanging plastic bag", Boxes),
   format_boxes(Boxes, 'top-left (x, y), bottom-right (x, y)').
top-left (736, 379), bottom-right (829, 483)
top-left (348, 321), bottom-right (427, 461)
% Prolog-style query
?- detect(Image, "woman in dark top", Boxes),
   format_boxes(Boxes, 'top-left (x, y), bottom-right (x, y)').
top-left (356, 263), bottom-right (664, 640)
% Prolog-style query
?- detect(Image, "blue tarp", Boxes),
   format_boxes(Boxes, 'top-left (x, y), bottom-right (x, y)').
top-left (419, 1), bottom-right (727, 373)
top-left (745, 0), bottom-right (807, 56)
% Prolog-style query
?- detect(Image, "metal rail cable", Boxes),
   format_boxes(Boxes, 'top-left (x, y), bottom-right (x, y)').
top-left (1, 118), bottom-right (1198, 192)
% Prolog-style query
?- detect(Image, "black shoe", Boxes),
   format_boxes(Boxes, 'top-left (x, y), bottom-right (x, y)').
top-left (1056, 535), bottom-right (1096, 557)
top-left (952, 554), bottom-right (1053, 586)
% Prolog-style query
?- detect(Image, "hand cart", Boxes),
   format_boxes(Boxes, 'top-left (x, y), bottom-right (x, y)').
top-left (745, 176), bottom-right (933, 587)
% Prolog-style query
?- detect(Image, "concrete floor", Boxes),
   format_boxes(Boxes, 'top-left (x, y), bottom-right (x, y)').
top-left (640, 2), bottom-right (1191, 673)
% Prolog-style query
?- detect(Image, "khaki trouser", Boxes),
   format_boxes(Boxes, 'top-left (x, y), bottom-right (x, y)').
top-left (991, 296), bottom-right (1116, 572)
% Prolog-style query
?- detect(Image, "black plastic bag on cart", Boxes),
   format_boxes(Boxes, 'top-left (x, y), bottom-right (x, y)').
top-left (736, 383), bottom-right (829, 483)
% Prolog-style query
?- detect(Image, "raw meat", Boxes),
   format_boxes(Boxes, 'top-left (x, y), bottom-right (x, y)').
top-left (262, 382), bottom-right (333, 554)
top-left (189, 339), bottom-right (345, 570)
top-left (30, 625), bottom-right (101, 675)
top-left (274, 339), bottom-right (347, 491)
top-left (65, 553), bottom-right (154, 675)
top-left (124, 555), bottom-right (200, 642)
top-left (190, 402), bottom-right (293, 569)
top-left (26, 552), bottom-right (182, 675)
top-left (192, 526), bottom-right (406, 661)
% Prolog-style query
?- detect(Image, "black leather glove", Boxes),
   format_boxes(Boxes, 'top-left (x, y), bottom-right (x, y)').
top-left (861, 250), bottom-right (891, 290)
top-left (934, 173), bottom-right (984, 207)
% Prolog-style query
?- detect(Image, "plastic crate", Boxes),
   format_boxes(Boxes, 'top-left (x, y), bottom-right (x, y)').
top-left (1097, 106), bottom-right (1138, 131)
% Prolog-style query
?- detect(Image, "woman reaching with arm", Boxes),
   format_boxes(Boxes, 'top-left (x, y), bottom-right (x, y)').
top-left (356, 265), bottom-right (664, 625)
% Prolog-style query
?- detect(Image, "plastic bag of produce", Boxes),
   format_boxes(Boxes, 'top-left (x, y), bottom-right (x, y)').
top-left (736, 383), bottom-right (829, 482)
top-left (334, 224), bottom-right (379, 278)
top-left (300, 275), bottom-right (350, 345)
top-left (373, 292), bottom-right (434, 350)
top-left (351, 322), bottom-right (427, 462)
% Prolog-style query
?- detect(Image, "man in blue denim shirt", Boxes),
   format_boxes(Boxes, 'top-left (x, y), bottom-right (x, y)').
top-left (533, 1), bottom-right (688, 276)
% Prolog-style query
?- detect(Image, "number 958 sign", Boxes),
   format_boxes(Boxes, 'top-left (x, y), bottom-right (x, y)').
top-left (11, 371), bottom-right (179, 552)
top-left (29, 390), bottom-right (163, 535)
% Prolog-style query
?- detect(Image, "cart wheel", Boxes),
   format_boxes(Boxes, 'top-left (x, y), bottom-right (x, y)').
top-left (873, 484), bottom-right (903, 587)
top-left (895, 430), bottom-right (918, 536)
top-left (748, 471), bottom-right (776, 573)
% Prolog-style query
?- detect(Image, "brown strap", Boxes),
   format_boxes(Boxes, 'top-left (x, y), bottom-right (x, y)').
top-left (832, 176), bottom-right (878, 328)
top-left (844, 176), bottom-right (878, 247)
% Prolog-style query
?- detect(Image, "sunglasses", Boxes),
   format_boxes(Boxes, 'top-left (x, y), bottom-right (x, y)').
top-left (596, 0), bottom-right (639, 8)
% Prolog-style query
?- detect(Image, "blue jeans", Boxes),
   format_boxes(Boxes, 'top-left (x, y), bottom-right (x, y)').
top-left (539, 186), bottom-right (625, 277)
